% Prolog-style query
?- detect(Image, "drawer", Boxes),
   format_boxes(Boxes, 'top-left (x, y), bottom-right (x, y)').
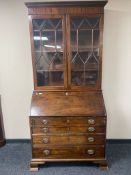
top-left (32, 126), bottom-right (67, 134)
top-left (31, 116), bottom-right (106, 126)
top-left (70, 126), bottom-right (105, 133)
top-left (31, 117), bottom-right (67, 126)
top-left (69, 117), bottom-right (105, 126)
top-left (32, 145), bottom-right (105, 159)
top-left (32, 134), bottom-right (105, 145)
top-left (32, 126), bottom-right (105, 134)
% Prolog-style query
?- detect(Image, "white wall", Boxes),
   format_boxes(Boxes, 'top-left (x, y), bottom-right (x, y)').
top-left (103, 0), bottom-right (131, 138)
top-left (0, 0), bottom-right (131, 139)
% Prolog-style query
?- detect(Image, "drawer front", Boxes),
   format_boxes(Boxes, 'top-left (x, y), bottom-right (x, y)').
top-left (31, 116), bottom-right (106, 126)
top-left (32, 126), bottom-right (67, 134)
top-left (32, 126), bottom-right (105, 134)
top-left (70, 126), bottom-right (105, 133)
top-left (32, 135), bottom-right (105, 145)
top-left (32, 146), bottom-right (105, 159)
top-left (69, 118), bottom-right (105, 126)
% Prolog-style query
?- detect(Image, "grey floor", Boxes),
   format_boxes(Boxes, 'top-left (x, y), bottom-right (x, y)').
top-left (0, 143), bottom-right (131, 175)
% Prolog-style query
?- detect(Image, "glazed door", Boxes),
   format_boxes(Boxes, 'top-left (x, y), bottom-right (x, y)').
top-left (31, 15), bottom-right (67, 90)
top-left (67, 15), bottom-right (102, 90)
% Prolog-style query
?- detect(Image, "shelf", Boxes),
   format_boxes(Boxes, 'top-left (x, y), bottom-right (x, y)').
top-left (34, 48), bottom-right (98, 53)
top-left (71, 82), bottom-right (96, 86)
top-left (37, 69), bottom-right (97, 72)
top-left (72, 69), bottom-right (98, 72)
top-left (71, 29), bottom-right (99, 31)
top-left (33, 29), bottom-right (63, 32)
top-left (72, 64), bottom-right (98, 71)
top-left (33, 28), bottom-right (99, 31)
top-left (34, 47), bottom-right (99, 53)
top-left (37, 69), bottom-right (63, 72)
top-left (71, 47), bottom-right (99, 52)
top-left (35, 50), bottom-right (63, 53)
top-left (38, 82), bottom-right (64, 87)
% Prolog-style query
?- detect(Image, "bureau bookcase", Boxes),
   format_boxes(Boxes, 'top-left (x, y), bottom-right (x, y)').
top-left (26, 1), bottom-right (108, 171)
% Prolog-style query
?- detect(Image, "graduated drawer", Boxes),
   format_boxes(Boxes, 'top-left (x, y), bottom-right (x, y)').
top-left (32, 126), bottom-right (105, 134)
top-left (32, 145), bottom-right (105, 159)
top-left (31, 116), bottom-right (106, 126)
top-left (32, 134), bottom-right (105, 145)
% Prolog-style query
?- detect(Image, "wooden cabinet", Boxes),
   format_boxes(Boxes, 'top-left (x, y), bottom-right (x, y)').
top-left (26, 1), bottom-right (108, 171)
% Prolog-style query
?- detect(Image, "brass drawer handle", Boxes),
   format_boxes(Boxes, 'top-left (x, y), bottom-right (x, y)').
top-left (42, 127), bottom-right (49, 133)
top-left (42, 119), bottom-right (48, 125)
top-left (88, 118), bottom-right (95, 124)
top-left (88, 137), bottom-right (95, 142)
top-left (88, 127), bottom-right (95, 132)
top-left (87, 149), bottom-right (95, 155)
top-left (43, 149), bottom-right (50, 156)
top-left (65, 92), bottom-right (69, 96)
top-left (42, 137), bottom-right (49, 144)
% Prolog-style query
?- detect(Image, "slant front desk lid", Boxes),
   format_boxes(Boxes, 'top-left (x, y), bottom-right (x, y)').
top-left (30, 92), bottom-right (106, 116)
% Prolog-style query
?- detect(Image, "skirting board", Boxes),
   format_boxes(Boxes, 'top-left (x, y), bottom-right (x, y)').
top-left (5, 139), bottom-right (131, 144)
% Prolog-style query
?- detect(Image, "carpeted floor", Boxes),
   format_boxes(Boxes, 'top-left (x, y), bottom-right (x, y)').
top-left (0, 143), bottom-right (131, 175)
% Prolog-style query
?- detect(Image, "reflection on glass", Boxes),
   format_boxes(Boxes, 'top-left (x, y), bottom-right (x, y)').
top-left (93, 30), bottom-right (100, 47)
top-left (71, 71), bottom-right (97, 86)
top-left (70, 17), bottom-right (100, 86)
top-left (78, 30), bottom-right (92, 49)
top-left (42, 31), bottom-right (55, 51)
top-left (32, 18), bottom-right (64, 86)
top-left (33, 31), bottom-right (41, 51)
top-left (71, 31), bottom-right (77, 51)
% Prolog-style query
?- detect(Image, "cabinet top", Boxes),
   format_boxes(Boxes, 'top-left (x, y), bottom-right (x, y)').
top-left (25, 1), bottom-right (108, 8)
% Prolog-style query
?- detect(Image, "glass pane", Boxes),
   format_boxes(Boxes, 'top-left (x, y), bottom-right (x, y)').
top-left (36, 53), bottom-right (64, 86)
top-left (78, 30), bottom-right (92, 50)
top-left (33, 31), bottom-right (41, 51)
top-left (71, 71), bottom-right (97, 86)
top-left (88, 17), bottom-right (100, 29)
top-left (71, 18), bottom-right (90, 29)
top-left (56, 31), bottom-right (63, 50)
top-left (71, 31), bottom-right (77, 51)
top-left (71, 52), bottom-right (84, 71)
top-left (32, 18), bottom-right (64, 87)
top-left (85, 53), bottom-right (98, 70)
top-left (32, 19), bottom-right (45, 30)
top-left (70, 16), bottom-right (100, 86)
top-left (42, 31), bottom-right (55, 52)
top-left (94, 30), bottom-right (100, 48)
